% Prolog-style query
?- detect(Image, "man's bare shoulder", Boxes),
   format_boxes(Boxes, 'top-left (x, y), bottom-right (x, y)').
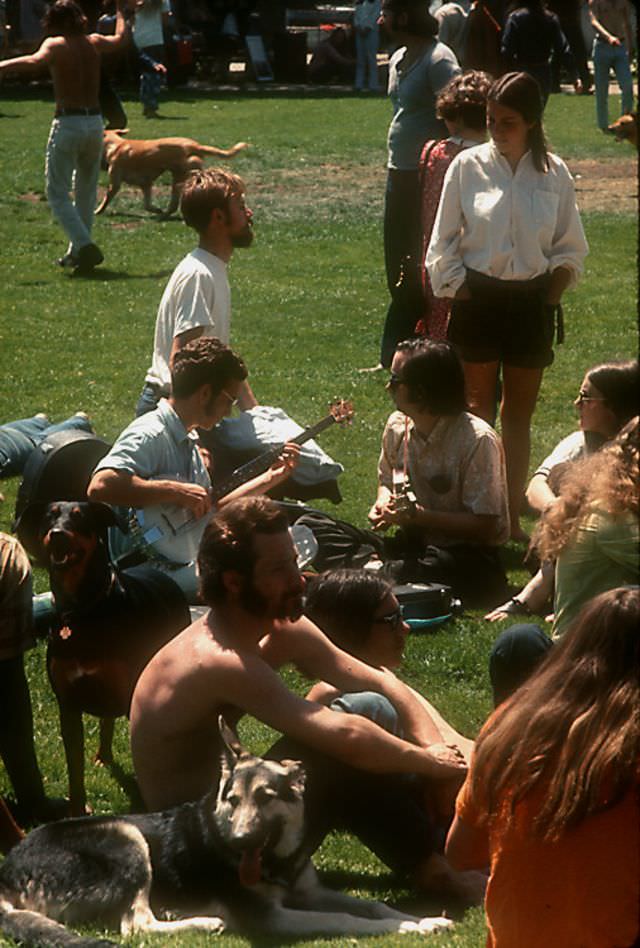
top-left (143, 613), bottom-right (273, 690)
top-left (35, 36), bottom-right (63, 61)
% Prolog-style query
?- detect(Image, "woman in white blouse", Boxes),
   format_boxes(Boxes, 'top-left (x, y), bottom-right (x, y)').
top-left (426, 71), bottom-right (588, 542)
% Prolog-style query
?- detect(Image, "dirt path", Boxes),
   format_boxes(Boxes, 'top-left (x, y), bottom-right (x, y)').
top-left (567, 157), bottom-right (637, 213)
top-left (252, 155), bottom-right (637, 215)
top-left (23, 155), bottom-right (634, 217)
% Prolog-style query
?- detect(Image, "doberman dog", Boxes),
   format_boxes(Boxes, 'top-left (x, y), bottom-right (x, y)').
top-left (18, 501), bottom-right (191, 816)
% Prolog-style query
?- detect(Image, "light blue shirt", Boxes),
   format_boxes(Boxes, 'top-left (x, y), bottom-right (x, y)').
top-left (387, 40), bottom-right (460, 170)
top-left (94, 398), bottom-right (210, 490)
top-left (94, 399), bottom-right (211, 582)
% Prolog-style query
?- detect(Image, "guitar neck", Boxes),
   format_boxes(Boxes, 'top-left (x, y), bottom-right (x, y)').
top-left (211, 413), bottom-right (337, 503)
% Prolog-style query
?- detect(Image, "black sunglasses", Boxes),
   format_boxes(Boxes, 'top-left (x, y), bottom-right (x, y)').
top-left (374, 606), bottom-right (404, 629)
top-left (387, 373), bottom-right (405, 389)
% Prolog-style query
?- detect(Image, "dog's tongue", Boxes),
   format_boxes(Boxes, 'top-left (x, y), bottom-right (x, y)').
top-left (239, 847), bottom-right (262, 887)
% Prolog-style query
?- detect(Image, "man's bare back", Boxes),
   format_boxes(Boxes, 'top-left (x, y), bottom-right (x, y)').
top-left (0, 1), bottom-right (126, 109)
top-left (130, 615), bottom-right (233, 810)
top-left (46, 33), bottom-right (102, 109)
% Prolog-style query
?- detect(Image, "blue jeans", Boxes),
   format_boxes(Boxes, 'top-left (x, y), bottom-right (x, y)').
top-left (45, 114), bottom-right (104, 256)
top-left (592, 38), bottom-right (634, 130)
top-left (330, 690), bottom-right (403, 737)
top-left (135, 382), bottom-right (163, 418)
top-left (489, 623), bottom-right (553, 706)
top-left (355, 28), bottom-right (379, 91)
top-left (0, 414), bottom-right (94, 478)
top-left (380, 169), bottom-right (423, 367)
top-left (139, 44), bottom-right (165, 112)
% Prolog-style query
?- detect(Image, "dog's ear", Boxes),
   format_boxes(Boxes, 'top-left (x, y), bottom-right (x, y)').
top-left (218, 714), bottom-right (248, 777)
top-left (13, 501), bottom-right (49, 560)
top-left (279, 759), bottom-right (306, 796)
top-left (86, 501), bottom-right (118, 532)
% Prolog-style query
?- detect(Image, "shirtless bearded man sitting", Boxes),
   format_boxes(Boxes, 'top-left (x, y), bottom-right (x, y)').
top-left (130, 496), bottom-right (480, 899)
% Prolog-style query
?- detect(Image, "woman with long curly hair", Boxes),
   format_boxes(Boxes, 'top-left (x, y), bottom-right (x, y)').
top-left (536, 414), bottom-right (638, 637)
top-left (446, 585), bottom-right (640, 948)
top-left (486, 417), bottom-right (638, 702)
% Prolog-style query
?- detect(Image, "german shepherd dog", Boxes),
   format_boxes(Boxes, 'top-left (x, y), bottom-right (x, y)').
top-left (16, 501), bottom-right (191, 817)
top-left (95, 129), bottom-right (249, 217)
top-left (0, 719), bottom-right (453, 945)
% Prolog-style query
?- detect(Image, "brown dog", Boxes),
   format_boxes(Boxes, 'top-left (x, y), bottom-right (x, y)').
top-left (96, 129), bottom-right (249, 216)
top-left (608, 112), bottom-right (638, 149)
top-left (18, 501), bottom-right (191, 815)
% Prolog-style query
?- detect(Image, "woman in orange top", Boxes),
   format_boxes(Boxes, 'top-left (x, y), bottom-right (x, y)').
top-left (446, 585), bottom-right (640, 947)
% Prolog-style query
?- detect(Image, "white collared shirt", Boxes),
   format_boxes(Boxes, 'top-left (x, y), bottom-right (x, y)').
top-left (426, 140), bottom-right (588, 297)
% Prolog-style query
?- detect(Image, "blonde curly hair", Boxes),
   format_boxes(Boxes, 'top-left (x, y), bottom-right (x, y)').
top-left (534, 416), bottom-right (639, 562)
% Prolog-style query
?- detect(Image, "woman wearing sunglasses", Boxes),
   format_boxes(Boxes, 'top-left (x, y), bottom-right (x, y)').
top-left (526, 358), bottom-right (638, 516)
top-left (302, 567), bottom-right (481, 903)
top-left (304, 567), bottom-right (473, 761)
top-left (486, 361), bottom-right (638, 629)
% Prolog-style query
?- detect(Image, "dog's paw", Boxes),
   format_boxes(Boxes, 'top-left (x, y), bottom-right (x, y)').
top-left (94, 750), bottom-right (114, 767)
top-left (416, 915), bottom-right (453, 933)
top-left (398, 917), bottom-right (453, 935)
top-left (194, 916), bottom-right (225, 933)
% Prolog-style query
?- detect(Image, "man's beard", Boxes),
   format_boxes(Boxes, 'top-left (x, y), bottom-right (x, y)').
top-left (239, 576), bottom-right (304, 622)
top-left (231, 225), bottom-right (254, 248)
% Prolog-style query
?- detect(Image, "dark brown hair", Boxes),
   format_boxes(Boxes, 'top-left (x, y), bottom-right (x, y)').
top-left (488, 71), bottom-right (549, 172)
top-left (586, 360), bottom-right (639, 429)
top-left (43, 0), bottom-right (87, 36)
top-left (305, 569), bottom-right (392, 653)
top-left (170, 337), bottom-right (247, 400)
top-left (437, 70), bottom-right (492, 132)
top-left (395, 339), bottom-right (467, 415)
top-left (198, 497), bottom-right (290, 605)
top-left (381, 0), bottom-right (439, 38)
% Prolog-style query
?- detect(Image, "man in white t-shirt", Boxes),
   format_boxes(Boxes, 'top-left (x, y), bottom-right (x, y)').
top-left (136, 167), bottom-right (257, 417)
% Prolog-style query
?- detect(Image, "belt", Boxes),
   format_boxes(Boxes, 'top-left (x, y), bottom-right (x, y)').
top-left (55, 107), bottom-right (101, 117)
top-left (466, 269), bottom-right (550, 292)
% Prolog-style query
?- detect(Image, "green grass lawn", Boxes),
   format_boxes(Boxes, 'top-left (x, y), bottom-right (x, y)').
top-left (0, 83), bottom-right (637, 947)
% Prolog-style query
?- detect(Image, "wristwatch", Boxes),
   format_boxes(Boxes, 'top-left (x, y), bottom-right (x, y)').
top-left (507, 597), bottom-right (532, 616)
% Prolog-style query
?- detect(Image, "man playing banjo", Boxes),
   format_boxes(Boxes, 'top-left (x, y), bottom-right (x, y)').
top-left (88, 337), bottom-right (298, 602)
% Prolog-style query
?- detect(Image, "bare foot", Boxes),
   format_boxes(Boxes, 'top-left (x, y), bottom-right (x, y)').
top-left (358, 362), bottom-right (385, 373)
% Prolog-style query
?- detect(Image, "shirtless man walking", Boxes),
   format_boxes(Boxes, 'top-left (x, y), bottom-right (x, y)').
top-left (130, 496), bottom-right (470, 895)
top-left (0, 0), bottom-right (127, 273)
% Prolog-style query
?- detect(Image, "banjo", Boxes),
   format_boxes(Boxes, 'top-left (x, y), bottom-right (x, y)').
top-left (131, 400), bottom-right (354, 564)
